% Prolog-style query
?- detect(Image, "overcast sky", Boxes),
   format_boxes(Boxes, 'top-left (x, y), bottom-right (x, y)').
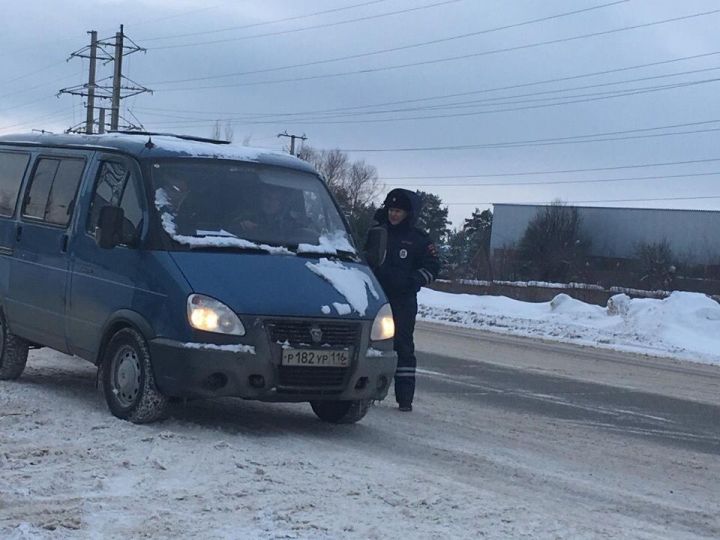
top-left (2, 0), bottom-right (720, 226)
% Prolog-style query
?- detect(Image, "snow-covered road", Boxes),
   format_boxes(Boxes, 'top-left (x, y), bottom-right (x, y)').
top-left (2, 322), bottom-right (719, 539)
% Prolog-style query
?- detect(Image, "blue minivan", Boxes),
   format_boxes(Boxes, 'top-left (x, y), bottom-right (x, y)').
top-left (0, 132), bottom-right (396, 424)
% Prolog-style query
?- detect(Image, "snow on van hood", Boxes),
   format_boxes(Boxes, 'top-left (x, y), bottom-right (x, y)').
top-left (169, 252), bottom-right (385, 319)
top-left (305, 258), bottom-right (379, 316)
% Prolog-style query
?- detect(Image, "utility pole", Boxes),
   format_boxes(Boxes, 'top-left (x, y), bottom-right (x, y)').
top-left (110, 25), bottom-right (124, 131)
top-left (98, 108), bottom-right (106, 134)
top-left (59, 25), bottom-right (151, 134)
top-left (85, 31), bottom-right (98, 134)
top-left (278, 130), bottom-right (307, 156)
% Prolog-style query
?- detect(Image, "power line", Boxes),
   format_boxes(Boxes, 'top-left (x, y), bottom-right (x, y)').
top-left (338, 119), bottom-right (720, 152)
top-left (151, 0), bottom-right (463, 51)
top-left (147, 1), bottom-right (627, 85)
top-left (379, 157), bottom-right (720, 180)
top-left (443, 195), bottom-right (720, 206)
top-left (132, 51), bottom-right (720, 120)
top-left (0, 108), bottom-right (76, 132)
top-left (289, 67), bottom-right (720, 119)
top-left (134, 74), bottom-right (720, 129)
top-left (155, 9), bottom-right (720, 91)
top-left (389, 171), bottom-right (720, 188)
top-left (0, 73), bottom-right (79, 101)
top-left (194, 76), bottom-right (720, 125)
top-left (141, 0), bottom-right (391, 42)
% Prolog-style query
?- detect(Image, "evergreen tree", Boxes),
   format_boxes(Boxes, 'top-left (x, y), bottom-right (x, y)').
top-left (462, 208), bottom-right (493, 279)
top-left (415, 191), bottom-right (450, 245)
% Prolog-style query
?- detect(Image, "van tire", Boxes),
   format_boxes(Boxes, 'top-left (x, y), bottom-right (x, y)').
top-left (310, 399), bottom-right (370, 424)
top-left (0, 313), bottom-right (29, 380)
top-left (100, 327), bottom-right (168, 423)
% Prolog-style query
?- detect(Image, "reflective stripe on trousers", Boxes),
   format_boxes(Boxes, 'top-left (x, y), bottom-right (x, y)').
top-left (390, 294), bottom-right (418, 405)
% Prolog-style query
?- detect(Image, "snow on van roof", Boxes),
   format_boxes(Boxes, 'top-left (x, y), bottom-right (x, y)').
top-left (0, 132), bottom-right (315, 172)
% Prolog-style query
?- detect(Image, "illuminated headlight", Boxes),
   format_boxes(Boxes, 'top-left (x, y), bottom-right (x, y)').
top-left (370, 303), bottom-right (395, 341)
top-left (187, 294), bottom-right (246, 336)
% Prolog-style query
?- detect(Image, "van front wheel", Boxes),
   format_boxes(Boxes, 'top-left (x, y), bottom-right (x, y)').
top-left (101, 327), bottom-right (168, 423)
top-left (0, 313), bottom-right (29, 380)
top-left (310, 399), bottom-right (370, 424)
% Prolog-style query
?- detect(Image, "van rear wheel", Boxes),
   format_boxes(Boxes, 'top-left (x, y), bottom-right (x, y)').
top-left (0, 313), bottom-right (29, 380)
top-left (310, 399), bottom-right (370, 424)
top-left (101, 327), bottom-right (168, 423)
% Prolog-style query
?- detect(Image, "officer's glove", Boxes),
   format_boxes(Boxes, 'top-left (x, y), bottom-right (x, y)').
top-left (412, 269), bottom-right (433, 290)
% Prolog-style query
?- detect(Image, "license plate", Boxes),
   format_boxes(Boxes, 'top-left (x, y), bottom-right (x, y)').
top-left (282, 349), bottom-right (350, 367)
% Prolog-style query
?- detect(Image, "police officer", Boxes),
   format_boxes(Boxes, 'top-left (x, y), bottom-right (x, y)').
top-left (366, 189), bottom-right (440, 412)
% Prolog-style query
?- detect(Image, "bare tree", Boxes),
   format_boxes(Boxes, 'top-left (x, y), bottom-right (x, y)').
top-left (224, 121), bottom-right (234, 142)
top-left (297, 145), bottom-right (384, 243)
top-left (211, 120), bottom-right (222, 140)
top-left (298, 146), bottom-right (349, 194)
top-left (345, 160), bottom-right (380, 213)
top-left (211, 120), bottom-right (234, 141)
top-left (518, 201), bottom-right (589, 282)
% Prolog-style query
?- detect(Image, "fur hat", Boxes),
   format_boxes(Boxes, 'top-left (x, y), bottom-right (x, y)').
top-left (384, 190), bottom-right (412, 212)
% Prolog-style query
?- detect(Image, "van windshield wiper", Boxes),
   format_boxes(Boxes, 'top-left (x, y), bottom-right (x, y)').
top-left (291, 246), bottom-right (360, 262)
top-left (187, 244), bottom-right (271, 254)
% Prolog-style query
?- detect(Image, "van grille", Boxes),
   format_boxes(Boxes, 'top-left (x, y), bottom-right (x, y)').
top-left (266, 320), bottom-right (360, 348)
top-left (277, 366), bottom-right (348, 390)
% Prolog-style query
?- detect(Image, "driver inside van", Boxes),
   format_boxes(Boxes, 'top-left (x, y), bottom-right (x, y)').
top-left (232, 184), bottom-right (301, 240)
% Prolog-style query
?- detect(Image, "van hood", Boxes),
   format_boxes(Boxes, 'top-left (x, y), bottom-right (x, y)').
top-left (169, 252), bottom-right (386, 319)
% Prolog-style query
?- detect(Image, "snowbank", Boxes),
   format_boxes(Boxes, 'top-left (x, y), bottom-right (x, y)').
top-left (418, 289), bottom-right (720, 366)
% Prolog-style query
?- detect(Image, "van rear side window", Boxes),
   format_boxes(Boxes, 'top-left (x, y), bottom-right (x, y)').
top-left (22, 157), bottom-right (85, 226)
top-left (0, 151), bottom-right (30, 217)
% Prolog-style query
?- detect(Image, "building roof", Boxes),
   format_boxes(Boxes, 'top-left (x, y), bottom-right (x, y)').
top-left (0, 131), bottom-right (315, 173)
top-left (492, 202), bottom-right (720, 216)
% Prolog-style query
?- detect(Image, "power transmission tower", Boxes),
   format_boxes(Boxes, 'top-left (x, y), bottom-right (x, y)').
top-left (58, 25), bottom-right (151, 134)
top-left (278, 130), bottom-right (307, 156)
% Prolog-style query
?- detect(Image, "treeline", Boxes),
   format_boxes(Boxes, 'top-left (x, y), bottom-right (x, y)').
top-left (297, 145), bottom-right (490, 279)
top-left (296, 146), bottom-right (717, 292)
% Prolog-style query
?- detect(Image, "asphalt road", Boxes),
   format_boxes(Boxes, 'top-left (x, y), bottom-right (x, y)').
top-left (414, 322), bottom-right (720, 456)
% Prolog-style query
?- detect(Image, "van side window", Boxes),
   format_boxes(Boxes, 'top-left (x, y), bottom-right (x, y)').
top-left (0, 151), bottom-right (30, 217)
top-left (22, 157), bottom-right (85, 226)
top-left (87, 161), bottom-right (143, 240)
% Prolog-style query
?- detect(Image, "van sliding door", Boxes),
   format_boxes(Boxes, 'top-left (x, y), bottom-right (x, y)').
top-left (8, 154), bottom-right (85, 351)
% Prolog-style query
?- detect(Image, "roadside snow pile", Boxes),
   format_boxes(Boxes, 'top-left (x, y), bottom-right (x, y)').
top-left (418, 289), bottom-right (720, 366)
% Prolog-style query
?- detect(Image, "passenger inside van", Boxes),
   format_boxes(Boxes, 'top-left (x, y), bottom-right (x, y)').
top-left (152, 160), bottom-right (333, 246)
top-left (231, 183), bottom-right (303, 239)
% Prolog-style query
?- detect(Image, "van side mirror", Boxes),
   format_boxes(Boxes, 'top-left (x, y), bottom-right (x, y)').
top-left (364, 226), bottom-right (387, 269)
top-left (96, 205), bottom-right (124, 249)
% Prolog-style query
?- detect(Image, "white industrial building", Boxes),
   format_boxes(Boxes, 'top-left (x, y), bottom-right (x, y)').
top-left (490, 204), bottom-right (720, 265)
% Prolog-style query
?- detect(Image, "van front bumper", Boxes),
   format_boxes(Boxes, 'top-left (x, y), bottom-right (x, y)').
top-left (149, 338), bottom-right (397, 402)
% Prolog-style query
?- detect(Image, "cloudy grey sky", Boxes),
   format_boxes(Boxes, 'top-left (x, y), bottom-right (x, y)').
top-left (2, 0), bottom-right (720, 226)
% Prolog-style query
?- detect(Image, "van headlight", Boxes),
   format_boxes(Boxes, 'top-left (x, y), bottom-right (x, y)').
top-left (370, 303), bottom-right (395, 341)
top-left (187, 294), bottom-right (246, 336)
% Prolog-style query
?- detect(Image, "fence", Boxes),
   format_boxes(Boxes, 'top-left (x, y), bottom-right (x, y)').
top-left (429, 279), bottom-right (720, 306)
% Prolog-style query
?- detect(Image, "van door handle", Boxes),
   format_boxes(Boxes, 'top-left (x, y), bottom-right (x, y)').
top-left (60, 234), bottom-right (69, 253)
top-left (15, 225), bottom-right (22, 242)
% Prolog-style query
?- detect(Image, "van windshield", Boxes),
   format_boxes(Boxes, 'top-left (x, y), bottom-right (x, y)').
top-left (150, 159), bottom-right (355, 253)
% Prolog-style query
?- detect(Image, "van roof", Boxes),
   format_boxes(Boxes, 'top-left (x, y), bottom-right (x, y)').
top-left (0, 131), bottom-right (316, 173)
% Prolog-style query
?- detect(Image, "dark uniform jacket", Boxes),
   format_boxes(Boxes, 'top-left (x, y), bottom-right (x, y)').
top-left (369, 189), bottom-right (441, 299)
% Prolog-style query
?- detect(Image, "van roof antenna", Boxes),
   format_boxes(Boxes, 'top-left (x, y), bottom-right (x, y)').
top-left (145, 136), bottom-right (155, 149)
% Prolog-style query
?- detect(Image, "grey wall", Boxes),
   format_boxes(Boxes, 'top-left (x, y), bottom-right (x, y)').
top-left (490, 204), bottom-right (720, 265)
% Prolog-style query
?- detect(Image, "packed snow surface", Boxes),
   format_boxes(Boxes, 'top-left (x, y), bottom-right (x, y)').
top-left (418, 289), bottom-right (720, 366)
